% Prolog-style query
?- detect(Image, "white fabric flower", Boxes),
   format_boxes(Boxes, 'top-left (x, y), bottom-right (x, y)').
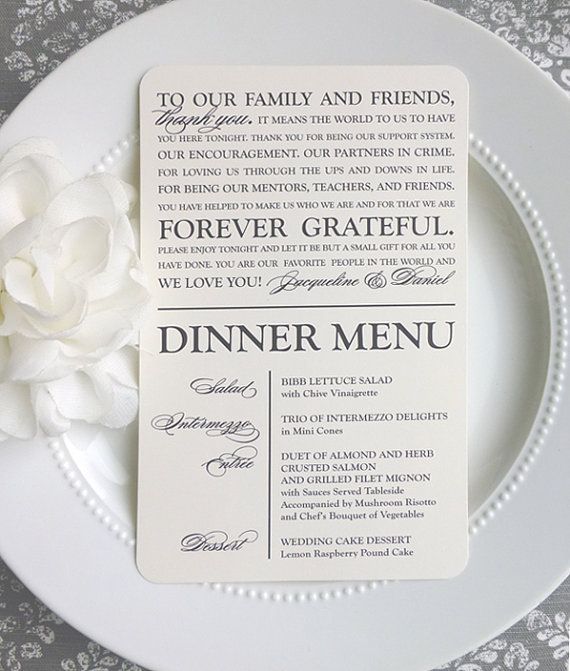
top-left (0, 139), bottom-right (149, 441)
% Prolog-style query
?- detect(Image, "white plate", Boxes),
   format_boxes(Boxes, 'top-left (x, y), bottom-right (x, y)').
top-left (0, 1), bottom-right (569, 670)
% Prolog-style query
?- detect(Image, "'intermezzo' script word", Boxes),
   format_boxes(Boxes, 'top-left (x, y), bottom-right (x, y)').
top-left (151, 412), bottom-right (259, 442)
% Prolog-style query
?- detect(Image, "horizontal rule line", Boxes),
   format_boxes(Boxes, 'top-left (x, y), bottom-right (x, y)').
top-left (157, 303), bottom-right (456, 311)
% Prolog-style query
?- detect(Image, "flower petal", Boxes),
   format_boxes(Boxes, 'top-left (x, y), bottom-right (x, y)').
top-left (33, 384), bottom-right (71, 436)
top-left (43, 173), bottom-right (131, 232)
top-left (43, 371), bottom-right (104, 423)
top-left (96, 347), bottom-right (138, 389)
top-left (53, 217), bottom-right (110, 282)
top-left (0, 139), bottom-right (71, 235)
top-left (85, 361), bottom-right (139, 428)
top-left (0, 381), bottom-right (36, 441)
top-left (5, 335), bottom-right (64, 382)
top-left (0, 139), bottom-right (150, 437)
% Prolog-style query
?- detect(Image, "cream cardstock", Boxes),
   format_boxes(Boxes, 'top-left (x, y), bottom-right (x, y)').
top-left (137, 65), bottom-right (469, 582)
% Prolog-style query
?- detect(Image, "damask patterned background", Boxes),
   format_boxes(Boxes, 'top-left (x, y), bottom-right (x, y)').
top-left (0, 1), bottom-right (568, 670)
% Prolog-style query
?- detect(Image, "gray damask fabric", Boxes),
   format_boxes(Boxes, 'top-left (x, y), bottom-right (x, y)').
top-left (0, 1), bottom-right (568, 670)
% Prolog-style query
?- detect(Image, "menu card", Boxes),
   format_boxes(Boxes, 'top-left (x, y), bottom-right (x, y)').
top-left (137, 65), bottom-right (469, 582)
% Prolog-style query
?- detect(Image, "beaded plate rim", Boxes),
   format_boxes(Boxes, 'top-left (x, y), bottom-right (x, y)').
top-left (45, 132), bottom-right (567, 603)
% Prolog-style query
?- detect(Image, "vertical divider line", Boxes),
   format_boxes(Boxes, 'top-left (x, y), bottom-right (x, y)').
top-left (268, 370), bottom-right (272, 560)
